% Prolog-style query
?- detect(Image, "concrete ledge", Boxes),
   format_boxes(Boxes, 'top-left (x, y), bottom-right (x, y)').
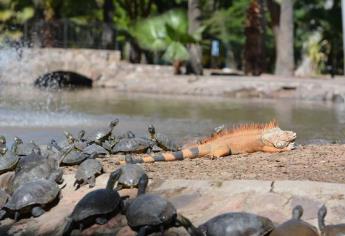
top-left (2, 175), bottom-right (345, 235)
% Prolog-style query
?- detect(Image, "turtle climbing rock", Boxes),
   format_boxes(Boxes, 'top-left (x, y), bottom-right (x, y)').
top-left (108, 163), bottom-right (148, 195)
top-left (63, 170), bottom-right (127, 235)
top-left (0, 148), bottom-right (19, 175)
top-left (88, 119), bottom-right (119, 144)
top-left (148, 125), bottom-right (181, 152)
top-left (270, 205), bottom-right (318, 236)
top-left (0, 179), bottom-right (61, 220)
top-left (318, 205), bottom-right (345, 236)
top-left (198, 212), bottom-right (274, 236)
top-left (74, 158), bottom-right (103, 189)
top-left (126, 194), bottom-right (200, 235)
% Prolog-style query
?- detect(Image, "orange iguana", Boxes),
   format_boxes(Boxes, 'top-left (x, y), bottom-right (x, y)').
top-left (120, 121), bottom-right (296, 164)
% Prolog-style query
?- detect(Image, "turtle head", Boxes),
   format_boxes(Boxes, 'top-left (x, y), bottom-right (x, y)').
top-left (14, 136), bottom-right (23, 144)
top-left (261, 128), bottom-right (296, 150)
top-left (78, 130), bottom-right (85, 139)
top-left (64, 131), bottom-right (74, 144)
top-left (0, 136), bottom-right (6, 145)
top-left (292, 205), bottom-right (303, 219)
top-left (0, 147), bottom-right (7, 155)
top-left (32, 146), bottom-right (41, 155)
top-left (110, 119), bottom-right (119, 128)
top-left (127, 131), bottom-right (135, 139)
top-left (148, 125), bottom-right (156, 135)
top-left (318, 205), bottom-right (327, 230)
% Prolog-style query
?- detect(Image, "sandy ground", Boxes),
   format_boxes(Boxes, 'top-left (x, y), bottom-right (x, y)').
top-left (65, 144), bottom-right (345, 184)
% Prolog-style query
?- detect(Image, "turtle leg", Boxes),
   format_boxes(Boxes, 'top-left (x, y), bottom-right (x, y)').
top-left (137, 174), bottom-right (149, 195)
top-left (95, 216), bottom-right (108, 225)
top-left (79, 222), bottom-right (84, 231)
top-left (106, 168), bottom-right (122, 190)
top-left (137, 226), bottom-right (151, 236)
top-left (115, 184), bottom-right (123, 191)
top-left (14, 211), bottom-right (20, 221)
top-left (88, 176), bottom-right (96, 188)
top-left (31, 206), bottom-right (45, 217)
top-left (0, 209), bottom-right (6, 220)
top-left (175, 214), bottom-right (202, 236)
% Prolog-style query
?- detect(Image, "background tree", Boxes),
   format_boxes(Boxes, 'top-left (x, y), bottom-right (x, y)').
top-left (267, 0), bottom-right (295, 76)
top-left (187, 0), bottom-right (203, 75)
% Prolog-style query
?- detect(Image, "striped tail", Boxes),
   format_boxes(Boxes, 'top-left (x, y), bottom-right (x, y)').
top-left (122, 146), bottom-right (203, 164)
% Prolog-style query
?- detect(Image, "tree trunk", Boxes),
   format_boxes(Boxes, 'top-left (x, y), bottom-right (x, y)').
top-left (275, 0), bottom-right (295, 76)
top-left (102, 0), bottom-right (115, 49)
top-left (244, 0), bottom-right (264, 76)
top-left (188, 0), bottom-right (203, 75)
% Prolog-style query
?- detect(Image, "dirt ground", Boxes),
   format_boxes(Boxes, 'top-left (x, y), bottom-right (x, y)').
top-left (65, 144), bottom-right (345, 183)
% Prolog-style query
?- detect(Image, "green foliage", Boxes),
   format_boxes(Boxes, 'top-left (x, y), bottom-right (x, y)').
top-left (131, 9), bottom-right (203, 63)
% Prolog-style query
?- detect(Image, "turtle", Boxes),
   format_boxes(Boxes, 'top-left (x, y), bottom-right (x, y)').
top-left (269, 205), bottom-right (318, 236)
top-left (102, 131), bottom-right (134, 152)
top-left (62, 170), bottom-right (127, 235)
top-left (50, 140), bottom-right (88, 166)
top-left (126, 193), bottom-right (200, 236)
top-left (74, 157), bottom-right (103, 190)
top-left (0, 136), bottom-right (6, 149)
top-left (0, 179), bottom-right (61, 220)
top-left (318, 205), bottom-right (345, 236)
top-left (82, 143), bottom-right (108, 157)
top-left (148, 125), bottom-right (181, 152)
top-left (11, 137), bottom-right (40, 156)
top-left (63, 131), bottom-right (87, 151)
top-left (197, 212), bottom-right (274, 236)
top-left (9, 149), bottom-right (63, 194)
top-left (88, 119), bottom-right (119, 144)
top-left (112, 137), bottom-right (155, 154)
top-left (0, 147), bottom-right (19, 174)
top-left (109, 163), bottom-right (148, 195)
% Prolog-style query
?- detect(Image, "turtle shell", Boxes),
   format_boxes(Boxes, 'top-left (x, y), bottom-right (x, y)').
top-left (112, 138), bottom-right (154, 154)
top-left (5, 179), bottom-right (60, 211)
top-left (61, 149), bottom-right (88, 165)
top-left (70, 189), bottom-right (121, 222)
top-left (0, 152), bottom-right (18, 174)
top-left (82, 144), bottom-right (108, 156)
top-left (126, 194), bottom-right (176, 229)
top-left (198, 212), bottom-right (274, 236)
top-left (118, 164), bottom-right (146, 187)
top-left (15, 143), bottom-right (39, 156)
top-left (75, 159), bottom-right (103, 181)
top-left (155, 133), bottom-right (181, 152)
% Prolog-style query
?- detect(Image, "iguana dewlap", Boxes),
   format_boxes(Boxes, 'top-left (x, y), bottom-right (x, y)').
top-left (121, 121), bottom-right (296, 164)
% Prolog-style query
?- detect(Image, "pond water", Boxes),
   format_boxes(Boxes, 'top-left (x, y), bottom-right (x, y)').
top-left (0, 85), bottom-right (344, 145)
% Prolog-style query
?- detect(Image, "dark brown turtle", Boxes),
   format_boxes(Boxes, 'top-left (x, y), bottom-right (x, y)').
top-left (0, 147), bottom-right (19, 174)
top-left (198, 212), bottom-right (274, 236)
top-left (126, 193), bottom-right (200, 236)
top-left (0, 179), bottom-right (61, 220)
top-left (269, 205), bottom-right (318, 236)
top-left (109, 163), bottom-right (148, 195)
top-left (63, 170), bottom-right (127, 235)
top-left (74, 157), bottom-right (103, 189)
top-left (148, 125), bottom-right (181, 152)
top-left (318, 205), bottom-right (345, 236)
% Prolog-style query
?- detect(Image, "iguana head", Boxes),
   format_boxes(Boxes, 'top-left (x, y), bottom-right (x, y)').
top-left (261, 128), bottom-right (296, 150)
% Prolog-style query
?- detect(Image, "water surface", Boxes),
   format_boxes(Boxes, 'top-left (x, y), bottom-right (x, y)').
top-left (0, 85), bottom-right (344, 145)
